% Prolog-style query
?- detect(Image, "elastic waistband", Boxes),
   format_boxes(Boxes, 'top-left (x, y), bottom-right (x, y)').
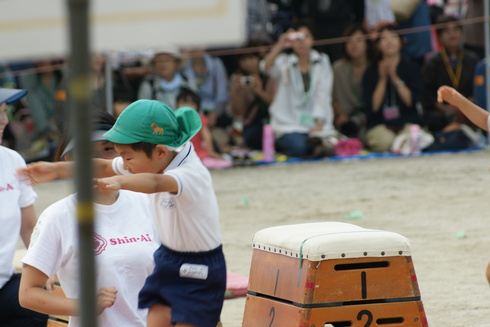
top-left (160, 244), bottom-right (223, 258)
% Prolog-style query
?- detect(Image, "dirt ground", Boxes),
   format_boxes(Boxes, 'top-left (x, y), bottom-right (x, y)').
top-left (29, 149), bottom-right (490, 327)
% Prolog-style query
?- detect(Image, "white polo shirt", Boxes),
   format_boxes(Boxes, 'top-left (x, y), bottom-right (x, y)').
top-left (113, 142), bottom-right (221, 252)
top-left (0, 146), bottom-right (37, 288)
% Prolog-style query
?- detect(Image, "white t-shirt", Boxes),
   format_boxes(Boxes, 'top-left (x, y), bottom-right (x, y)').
top-left (0, 146), bottom-right (37, 289)
top-left (22, 190), bottom-right (159, 327)
top-left (260, 50), bottom-right (335, 138)
top-left (112, 142), bottom-right (222, 252)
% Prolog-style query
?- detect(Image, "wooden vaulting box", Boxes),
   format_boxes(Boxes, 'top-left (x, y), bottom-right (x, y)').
top-left (242, 222), bottom-right (428, 327)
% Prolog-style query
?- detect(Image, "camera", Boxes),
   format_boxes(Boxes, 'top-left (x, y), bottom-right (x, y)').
top-left (240, 76), bottom-right (254, 86)
top-left (287, 32), bottom-right (305, 41)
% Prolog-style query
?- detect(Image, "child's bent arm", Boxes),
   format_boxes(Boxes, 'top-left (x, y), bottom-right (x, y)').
top-left (438, 86), bottom-right (490, 131)
top-left (98, 173), bottom-right (178, 194)
top-left (19, 265), bottom-right (79, 316)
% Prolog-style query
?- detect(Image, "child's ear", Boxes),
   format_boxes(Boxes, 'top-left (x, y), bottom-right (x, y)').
top-left (155, 145), bottom-right (169, 160)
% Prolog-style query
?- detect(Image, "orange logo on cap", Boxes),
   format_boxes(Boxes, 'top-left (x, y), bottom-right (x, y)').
top-left (150, 123), bottom-right (164, 135)
top-left (474, 75), bottom-right (485, 86)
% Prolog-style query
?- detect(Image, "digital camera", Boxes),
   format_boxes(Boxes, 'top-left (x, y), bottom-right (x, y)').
top-left (240, 76), bottom-right (254, 86)
top-left (287, 32), bottom-right (305, 41)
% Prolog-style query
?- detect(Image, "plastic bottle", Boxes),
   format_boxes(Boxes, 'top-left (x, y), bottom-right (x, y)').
top-left (262, 124), bottom-right (275, 162)
top-left (409, 124), bottom-right (421, 155)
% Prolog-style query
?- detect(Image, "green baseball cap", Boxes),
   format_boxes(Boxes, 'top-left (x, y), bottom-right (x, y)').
top-left (104, 100), bottom-right (202, 148)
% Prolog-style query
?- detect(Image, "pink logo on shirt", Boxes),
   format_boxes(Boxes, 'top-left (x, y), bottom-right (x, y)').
top-left (94, 233), bottom-right (108, 255)
top-left (109, 234), bottom-right (153, 245)
top-left (0, 183), bottom-right (15, 192)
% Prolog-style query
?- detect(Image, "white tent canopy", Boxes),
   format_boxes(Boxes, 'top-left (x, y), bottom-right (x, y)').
top-left (0, 0), bottom-right (246, 61)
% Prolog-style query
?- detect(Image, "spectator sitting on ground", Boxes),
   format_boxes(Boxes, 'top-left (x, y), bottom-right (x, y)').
top-left (181, 47), bottom-right (231, 156)
top-left (332, 24), bottom-right (375, 140)
top-left (137, 44), bottom-right (197, 109)
top-left (229, 41), bottom-right (277, 151)
top-left (182, 47), bottom-right (228, 128)
top-left (422, 14), bottom-right (480, 149)
top-left (362, 24), bottom-right (424, 153)
top-left (422, 15), bottom-right (478, 151)
top-left (261, 19), bottom-right (335, 158)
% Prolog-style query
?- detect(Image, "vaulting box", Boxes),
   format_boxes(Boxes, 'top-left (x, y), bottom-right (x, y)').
top-left (242, 295), bottom-right (428, 327)
top-left (242, 222), bottom-right (428, 327)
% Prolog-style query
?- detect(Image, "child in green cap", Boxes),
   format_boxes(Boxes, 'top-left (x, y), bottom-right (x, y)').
top-left (17, 99), bottom-right (226, 327)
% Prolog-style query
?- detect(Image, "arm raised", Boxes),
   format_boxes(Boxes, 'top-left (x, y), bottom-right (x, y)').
top-left (16, 159), bottom-right (116, 185)
top-left (437, 85), bottom-right (489, 131)
top-left (96, 173), bottom-right (178, 194)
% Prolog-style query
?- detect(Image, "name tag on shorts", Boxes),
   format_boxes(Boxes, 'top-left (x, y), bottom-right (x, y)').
top-left (180, 263), bottom-right (209, 280)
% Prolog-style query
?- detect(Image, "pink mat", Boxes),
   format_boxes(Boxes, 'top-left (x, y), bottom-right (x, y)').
top-left (225, 271), bottom-right (249, 299)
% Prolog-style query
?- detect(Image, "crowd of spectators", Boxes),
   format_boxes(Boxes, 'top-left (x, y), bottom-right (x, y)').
top-left (0, 0), bottom-right (488, 167)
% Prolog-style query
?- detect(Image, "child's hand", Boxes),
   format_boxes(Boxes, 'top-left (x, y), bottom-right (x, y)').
top-left (277, 29), bottom-right (295, 49)
top-left (95, 177), bottom-right (122, 191)
top-left (96, 287), bottom-right (117, 315)
top-left (44, 275), bottom-right (57, 293)
top-left (437, 86), bottom-right (460, 106)
top-left (16, 161), bottom-right (58, 185)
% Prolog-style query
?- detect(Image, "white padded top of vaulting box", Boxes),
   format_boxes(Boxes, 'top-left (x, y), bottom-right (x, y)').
top-left (252, 222), bottom-right (411, 260)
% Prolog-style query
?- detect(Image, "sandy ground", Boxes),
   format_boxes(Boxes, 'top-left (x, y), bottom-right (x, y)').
top-left (23, 149), bottom-right (490, 327)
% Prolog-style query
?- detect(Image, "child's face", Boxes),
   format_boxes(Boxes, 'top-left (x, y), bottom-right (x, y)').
top-left (114, 144), bottom-right (164, 174)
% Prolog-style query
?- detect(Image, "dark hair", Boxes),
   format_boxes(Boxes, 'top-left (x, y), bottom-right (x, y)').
top-left (339, 24), bottom-right (376, 62)
top-left (291, 18), bottom-right (316, 40)
top-left (375, 24), bottom-right (403, 42)
top-left (54, 109), bottom-right (116, 161)
top-left (128, 142), bottom-right (157, 158)
top-left (374, 24), bottom-right (405, 62)
top-left (234, 39), bottom-right (265, 75)
top-left (176, 87), bottom-right (201, 111)
top-left (435, 15), bottom-right (462, 38)
top-left (237, 40), bottom-right (263, 60)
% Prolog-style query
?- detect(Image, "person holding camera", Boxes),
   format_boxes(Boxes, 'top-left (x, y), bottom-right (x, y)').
top-left (229, 41), bottom-right (277, 151)
top-left (260, 20), bottom-right (335, 158)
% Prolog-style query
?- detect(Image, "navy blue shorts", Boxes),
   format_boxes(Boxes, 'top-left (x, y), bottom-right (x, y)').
top-left (0, 273), bottom-right (48, 327)
top-left (139, 244), bottom-right (226, 327)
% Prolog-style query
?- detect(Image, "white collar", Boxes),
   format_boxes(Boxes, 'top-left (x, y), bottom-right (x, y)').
top-left (164, 142), bottom-right (192, 172)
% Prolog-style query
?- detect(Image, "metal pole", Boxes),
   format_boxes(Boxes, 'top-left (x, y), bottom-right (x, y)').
top-left (105, 55), bottom-right (113, 114)
top-left (66, 0), bottom-right (98, 326)
top-left (485, 0), bottom-right (490, 145)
